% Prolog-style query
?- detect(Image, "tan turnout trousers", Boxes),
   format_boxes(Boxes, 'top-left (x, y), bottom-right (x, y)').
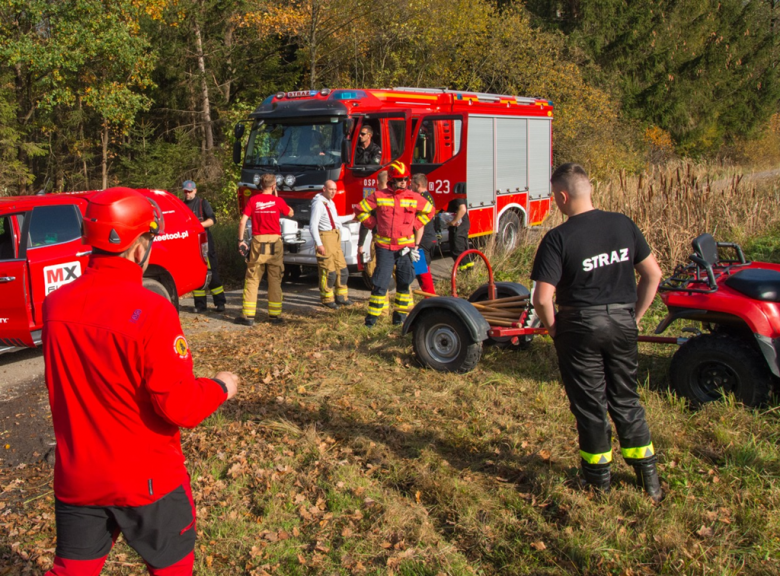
top-left (242, 235), bottom-right (284, 318)
top-left (316, 229), bottom-right (349, 304)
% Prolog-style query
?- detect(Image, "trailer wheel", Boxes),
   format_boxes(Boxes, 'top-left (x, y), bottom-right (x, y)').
top-left (143, 277), bottom-right (172, 303)
top-left (670, 334), bottom-right (771, 407)
top-left (413, 311), bottom-right (482, 373)
top-left (497, 211), bottom-right (522, 253)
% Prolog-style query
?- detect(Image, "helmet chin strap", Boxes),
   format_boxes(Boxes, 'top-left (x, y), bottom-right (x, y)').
top-left (138, 237), bottom-right (153, 269)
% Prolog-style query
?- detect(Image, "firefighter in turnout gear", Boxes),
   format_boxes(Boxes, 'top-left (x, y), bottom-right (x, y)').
top-left (356, 161), bottom-right (433, 327)
top-left (531, 163), bottom-right (664, 501)
top-left (236, 174), bottom-right (294, 326)
top-left (310, 180), bottom-right (355, 308)
top-left (42, 188), bottom-right (239, 575)
top-left (181, 180), bottom-right (226, 313)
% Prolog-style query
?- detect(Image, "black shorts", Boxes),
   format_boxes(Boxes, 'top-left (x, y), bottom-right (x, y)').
top-left (54, 484), bottom-right (196, 569)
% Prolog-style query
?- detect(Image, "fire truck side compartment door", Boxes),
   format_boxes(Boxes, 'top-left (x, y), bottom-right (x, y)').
top-left (466, 116), bottom-right (496, 207)
top-left (496, 118), bottom-right (527, 194)
top-left (528, 119), bottom-right (552, 200)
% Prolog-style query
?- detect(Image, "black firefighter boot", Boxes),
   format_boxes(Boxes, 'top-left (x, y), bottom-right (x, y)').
top-left (632, 456), bottom-right (663, 502)
top-left (580, 460), bottom-right (611, 494)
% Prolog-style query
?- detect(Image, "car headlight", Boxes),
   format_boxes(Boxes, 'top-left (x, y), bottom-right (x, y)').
top-left (253, 173), bottom-right (261, 186)
top-left (275, 174), bottom-right (284, 187)
top-left (284, 174), bottom-right (296, 187)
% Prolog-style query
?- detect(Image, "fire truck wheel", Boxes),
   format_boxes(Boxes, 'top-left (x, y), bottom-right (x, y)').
top-left (143, 277), bottom-right (172, 303)
top-left (413, 310), bottom-right (482, 373)
top-left (497, 211), bottom-right (522, 253)
top-left (670, 334), bottom-right (772, 408)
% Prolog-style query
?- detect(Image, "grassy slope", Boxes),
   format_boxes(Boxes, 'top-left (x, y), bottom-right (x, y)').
top-left (3, 169), bottom-right (780, 575)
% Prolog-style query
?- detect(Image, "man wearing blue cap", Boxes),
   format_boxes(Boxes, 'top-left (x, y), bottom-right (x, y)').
top-left (182, 180), bottom-right (227, 313)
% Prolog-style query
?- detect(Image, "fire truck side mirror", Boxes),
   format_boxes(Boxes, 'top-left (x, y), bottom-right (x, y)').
top-left (234, 123), bottom-right (245, 139)
top-left (341, 139), bottom-right (351, 165)
top-left (233, 140), bottom-right (243, 165)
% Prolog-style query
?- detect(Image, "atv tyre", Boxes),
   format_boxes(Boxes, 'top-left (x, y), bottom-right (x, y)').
top-left (670, 334), bottom-right (771, 408)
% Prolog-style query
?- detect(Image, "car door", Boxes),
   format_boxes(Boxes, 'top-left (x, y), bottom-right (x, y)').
top-left (24, 203), bottom-right (90, 328)
top-left (0, 213), bottom-right (35, 348)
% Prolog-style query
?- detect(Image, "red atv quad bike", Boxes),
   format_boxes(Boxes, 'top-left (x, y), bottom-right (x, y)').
top-left (654, 233), bottom-right (780, 407)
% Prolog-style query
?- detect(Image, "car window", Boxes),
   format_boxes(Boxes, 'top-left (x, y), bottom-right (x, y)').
top-left (0, 216), bottom-right (16, 260)
top-left (388, 119), bottom-right (405, 161)
top-left (28, 205), bottom-right (83, 248)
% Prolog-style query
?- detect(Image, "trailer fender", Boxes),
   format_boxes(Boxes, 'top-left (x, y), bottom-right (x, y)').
top-left (402, 297), bottom-right (490, 343)
top-left (468, 281), bottom-right (530, 302)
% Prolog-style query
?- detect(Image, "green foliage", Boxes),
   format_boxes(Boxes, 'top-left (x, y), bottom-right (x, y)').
top-left (525, 0), bottom-right (780, 157)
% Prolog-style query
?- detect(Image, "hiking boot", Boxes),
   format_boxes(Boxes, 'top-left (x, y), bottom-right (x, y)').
top-left (322, 301), bottom-right (339, 310)
top-left (215, 304), bottom-right (226, 312)
top-left (364, 316), bottom-right (377, 328)
top-left (633, 458), bottom-right (663, 503)
top-left (194, 306), bottom-right (207, 314)
top-left (337, 299), bottom-right (353, 307)
top-left (234, 316), bottom-right (254, 327)
top-left (268, 316), bottom-right (284, 325)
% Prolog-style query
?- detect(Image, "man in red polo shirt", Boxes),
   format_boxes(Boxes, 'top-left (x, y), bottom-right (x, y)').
top-left (237, 173), bottom-right (294, 325)
top-left (43, 187), bottom-right (239, 575)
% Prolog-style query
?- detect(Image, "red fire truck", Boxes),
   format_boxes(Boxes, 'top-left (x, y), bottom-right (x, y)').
top-left (233, 87), bottom-right (553, 270)
top-left (0, 189), bottom-right (209, 353)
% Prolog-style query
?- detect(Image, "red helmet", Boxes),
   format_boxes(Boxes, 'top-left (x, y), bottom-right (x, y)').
top-left (83, 188), bottom-right (164, 252)
top-left (388, 160), bottom-right (410, 180)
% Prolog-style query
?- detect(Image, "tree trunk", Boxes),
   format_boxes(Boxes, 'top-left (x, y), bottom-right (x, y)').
top-left (101, 124), bottom-right (109, 189)
top-left (309, 1), bottom-right (320, 89)
top-left (194, 20), bottom-right (214, 151)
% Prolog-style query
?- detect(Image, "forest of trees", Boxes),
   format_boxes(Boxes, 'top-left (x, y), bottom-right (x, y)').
top-left (1, 0), bottom-right (778, 212)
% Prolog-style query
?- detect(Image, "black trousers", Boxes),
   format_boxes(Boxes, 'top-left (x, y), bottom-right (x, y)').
top-left (194, 252), bottom-right (226, 307)
top-left (366, 247), bottom-right (415, 320)
top-left (449, 223), bottom-right (472, 269)
top-left (553, 306), bottom-right (654, 464)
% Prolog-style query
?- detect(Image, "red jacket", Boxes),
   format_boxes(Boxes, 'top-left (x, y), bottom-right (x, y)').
top-left (42, 256), bottom-right (227, 507)
top-left (356, 187), bottom-right (433, 251)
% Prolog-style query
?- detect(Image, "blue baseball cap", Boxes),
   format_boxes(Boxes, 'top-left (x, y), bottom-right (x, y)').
top-left (182, 180), bottom-right (197, 191)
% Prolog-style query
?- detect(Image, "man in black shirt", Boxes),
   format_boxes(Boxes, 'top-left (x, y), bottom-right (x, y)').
top-left (447, 197), bottom-right (472, 271)
top-left (531, 163), bottom-right (663, 501)
top-left (354, 125), bottom-right (381, 165)
top-left (182, 180), bottom-right (227, 313)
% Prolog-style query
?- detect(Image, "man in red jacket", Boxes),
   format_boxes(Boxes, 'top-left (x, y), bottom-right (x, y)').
top-left (42, 187), bottom-right (239, 576)
top-left (356, 161), bottom-right (433, 327)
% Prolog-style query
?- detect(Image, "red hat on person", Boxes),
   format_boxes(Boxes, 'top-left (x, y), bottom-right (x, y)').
top-left (83, 188), bottom-right (164, 252)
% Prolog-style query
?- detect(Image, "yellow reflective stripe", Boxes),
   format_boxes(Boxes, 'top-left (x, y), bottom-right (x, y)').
top-left (397, 237), bottom-right (414, 245)
top-left (421, 201), bottom-right (432, 213)
top-left (356, 212), bottom-right (371, 223)
top-left (399, 199), bottom-right (416, 207)
top-left (242, 302), bottom-right (257, 309)
top-left (418, 214), bottom-right (431, 225)
top-left (193, 290), bottom-right (206, 297)
top-left (621, 444), bottom-right (655, 460)
top-left (580, 450), bottom-right (613, 464)
top-left (376, 198), bottom-right (394, 206)
top-left (375, 235), bottom-right (392, 243)
top-left (359, 199), bottom-right (372, 212)
top-left (335, 287), bottom-right (348, 295)
top-left (369, 295), bottom-right (386, 304)
top-left (211, 286), bottom-right (224, 295)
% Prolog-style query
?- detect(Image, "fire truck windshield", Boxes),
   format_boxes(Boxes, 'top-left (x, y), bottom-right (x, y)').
top-left (245, 119), bottom-right (344, 170)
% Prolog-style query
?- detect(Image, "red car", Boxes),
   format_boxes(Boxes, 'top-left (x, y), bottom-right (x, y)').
top-left (0, 189), bottom-right (209, 352)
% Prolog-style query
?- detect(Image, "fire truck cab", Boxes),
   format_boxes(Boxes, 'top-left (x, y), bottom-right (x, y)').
top-left (233, 87), bottom-right (553, 270)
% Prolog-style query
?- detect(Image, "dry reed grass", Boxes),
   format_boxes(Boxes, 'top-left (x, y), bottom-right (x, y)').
top-left (546, 162), bottom-right (780, 271)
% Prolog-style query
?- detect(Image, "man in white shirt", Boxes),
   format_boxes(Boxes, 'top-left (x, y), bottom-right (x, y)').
top-left (310, 180), bottom-right (354, 308)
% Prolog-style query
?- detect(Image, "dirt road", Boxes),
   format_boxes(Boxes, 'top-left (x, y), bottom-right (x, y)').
top-left (0, 255), bottom-right (457, 469)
